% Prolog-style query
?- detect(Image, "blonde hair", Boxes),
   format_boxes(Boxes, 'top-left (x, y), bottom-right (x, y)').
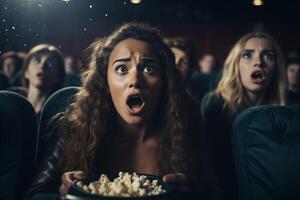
top-left (215, 32), bottom-right (287, 117)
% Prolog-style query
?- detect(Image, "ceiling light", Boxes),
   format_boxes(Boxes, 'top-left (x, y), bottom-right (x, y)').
top-left (253, 0), bottom-right (263, 6)
top-left (130, 0), bottom-right (142, 4)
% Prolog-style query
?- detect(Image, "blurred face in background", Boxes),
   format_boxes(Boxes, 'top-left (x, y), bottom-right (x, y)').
top-left (287, 63), bottom-right (300, 89)
top-left (25, 53), bottom-right (60, 90)
top-left (198, 54), bottom-right (216, 73)
top-left (64, 56), bottom-right (78, 73)
top-left (170, 47), bottom-right (189, 81)
top-left (2, 57), bottom-right (17, 79)
top-left (239, 37), bottom-right (275, 97)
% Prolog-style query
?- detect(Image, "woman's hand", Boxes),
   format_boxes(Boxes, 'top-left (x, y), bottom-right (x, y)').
top-left (163, 173), bottom-right (189, 191)
top-left (59, 170), bottom-right (86, 196)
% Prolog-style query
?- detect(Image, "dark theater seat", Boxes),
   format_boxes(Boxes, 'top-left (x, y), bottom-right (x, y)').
top-left (0, 91), bottom-right (37, 200)
top-left (36, 86), bottom-right (80, 164)
top-left (232, 105), bottom-right (300, 200)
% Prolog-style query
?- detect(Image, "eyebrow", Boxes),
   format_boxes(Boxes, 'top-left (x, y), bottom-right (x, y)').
top-left (112, 56), bottom-right (158, 65)
top-left (243, 49), bottom-right (274, 52)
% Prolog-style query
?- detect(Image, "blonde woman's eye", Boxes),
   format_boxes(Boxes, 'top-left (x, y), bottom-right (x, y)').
top-left (143, 65), bottom-right (156, 75)
top-left (115, 65), bottom-right (128, 74)
top-left (263, 53), bottom-right (274, 61)
top-left (242, 52), bottom-right (252, 59)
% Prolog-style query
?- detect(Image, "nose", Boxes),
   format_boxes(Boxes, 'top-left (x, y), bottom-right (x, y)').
top-left (254, 54), bottom-right (264, 68)
top-left (36, 60), bottom-right (45, 70)
top-left (128, 67), bottom-right (141, 88)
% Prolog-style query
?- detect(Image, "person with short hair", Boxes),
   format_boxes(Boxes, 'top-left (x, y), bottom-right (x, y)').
top-left (21, 44), bottom-right (65, 114)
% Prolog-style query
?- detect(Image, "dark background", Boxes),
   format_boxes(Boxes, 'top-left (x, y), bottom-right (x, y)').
top-left (1, 0), bottom-right (300, 64)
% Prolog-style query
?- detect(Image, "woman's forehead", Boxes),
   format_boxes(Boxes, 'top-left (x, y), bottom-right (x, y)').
top-left (110, 38), bottom-right (158, 59)
top-left (244, 37), bottom-right (273, 50)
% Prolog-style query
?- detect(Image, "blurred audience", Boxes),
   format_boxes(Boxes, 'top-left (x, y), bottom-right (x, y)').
top-left (21, 44), bottom-right (65, 116)
top-left (286, 58), bottom-right (300, 105)
top-left (63, 56), bottom-right (81, 87)
top-left (164, 37), bottom-right (208, 103)
top-left (164, 37), bottom-right (196, 83)
top-left (0, 51), bottom-right (24, 86)
top-left (201, 32), bottom-right (287, 200)
top-left (197, 53), bottom-right (218, 74)
top-left (189, 53), bottom-right (221, 101)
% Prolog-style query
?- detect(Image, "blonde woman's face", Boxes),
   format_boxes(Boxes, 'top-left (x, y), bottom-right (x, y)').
top-left (107, 38), bottom-right (163, 126)
top-left (239, 37), bottom-right (275, 95)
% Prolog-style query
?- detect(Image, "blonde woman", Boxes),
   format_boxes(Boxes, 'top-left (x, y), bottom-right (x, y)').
top-left (201, 32), bottom-right (287, 200)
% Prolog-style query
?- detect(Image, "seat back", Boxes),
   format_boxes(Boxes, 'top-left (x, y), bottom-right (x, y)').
top-left (36, 86), bottom-right (80, 163)
top-left (0, 72), bottom-right (9, 90)
top-left (0, 91), bottom-right (37, 200)
top-left (232, 105), bottom-right (300, 200)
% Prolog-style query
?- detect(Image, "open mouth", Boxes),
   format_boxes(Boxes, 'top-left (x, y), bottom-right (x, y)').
top-left (251, 71), bottom-right (265, 83)
top-left (126, 95), bottom-right (145, 114)
top-left (36, 72), bottom-right (44, 78)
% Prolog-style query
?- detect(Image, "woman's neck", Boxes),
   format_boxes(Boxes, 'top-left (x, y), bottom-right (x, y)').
top-left (245, 90), bottom-right (265, 106)
top-left (115, 117), bottom-right (158, 144)
top-left (27, 86), bottom-right (51, 113)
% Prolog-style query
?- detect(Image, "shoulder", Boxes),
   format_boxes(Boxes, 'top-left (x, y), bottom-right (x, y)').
top-left (201, 92), bottom-right (225, 116)
top-left (184, 90), bottom-right (202, 120)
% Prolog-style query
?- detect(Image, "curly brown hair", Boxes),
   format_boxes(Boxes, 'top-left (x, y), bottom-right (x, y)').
top-left (57, 22), bottom-right (202, 186)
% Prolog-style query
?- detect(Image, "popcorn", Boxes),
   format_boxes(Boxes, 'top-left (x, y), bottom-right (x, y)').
top-left (76, 172), bottom-right (166, 197)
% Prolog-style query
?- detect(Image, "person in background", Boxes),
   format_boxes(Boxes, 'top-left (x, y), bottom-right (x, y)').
top-left (25, 23), bottom-right (219, 200)
top-left (163, 37), bottom-right (205, 104)
top-left (286, 58), bottom-right (300, 105)
top-left (63, 56), bottom-right (81, 87)
top-left (21, 44), bottom-right (65, 116)
top-left (0, 51), bottom-right (24, 86)
top-left (197, 53), bottom-right (218, 74)
top-left (201, 32), bottom-right (287, 200)
top-left (191, 53), bottom-right (221, 102)
top-left (163, 37), bottom-right (196, 84)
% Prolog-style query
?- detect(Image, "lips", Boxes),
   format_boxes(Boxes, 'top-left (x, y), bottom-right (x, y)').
top-left (250, 70), bottom-right (265, 84)
top-left (126, 94), bottom-right (145, 114)
top-left (36, 72), bottom-right (44, 79)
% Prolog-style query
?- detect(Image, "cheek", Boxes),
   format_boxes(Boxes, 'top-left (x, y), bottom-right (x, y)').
top-left (152, 79), bottom-right (163, 102)
top-left (239, 64), bottom-right (249, 83)
top-left (107, 75), bottom-right (123, 101)
top-left (24, 68), bottom-right (33, 79)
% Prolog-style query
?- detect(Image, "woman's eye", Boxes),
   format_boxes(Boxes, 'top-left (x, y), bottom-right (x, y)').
top-left (143, 65), bottom-right (156, 74)
top-left (263, 53), bottom-right (274, 61)
top-left (33, 57), bottom-right (41, 64)
top-left (242, 52), bottom-right (252, 59)
top-left (115, 65), bottom-right (128, 74)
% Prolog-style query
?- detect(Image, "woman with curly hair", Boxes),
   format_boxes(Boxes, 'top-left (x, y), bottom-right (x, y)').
top-left (201, 32), bottom-right (287, 200)
top-left (25, 23), bottom-right (216, 199)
